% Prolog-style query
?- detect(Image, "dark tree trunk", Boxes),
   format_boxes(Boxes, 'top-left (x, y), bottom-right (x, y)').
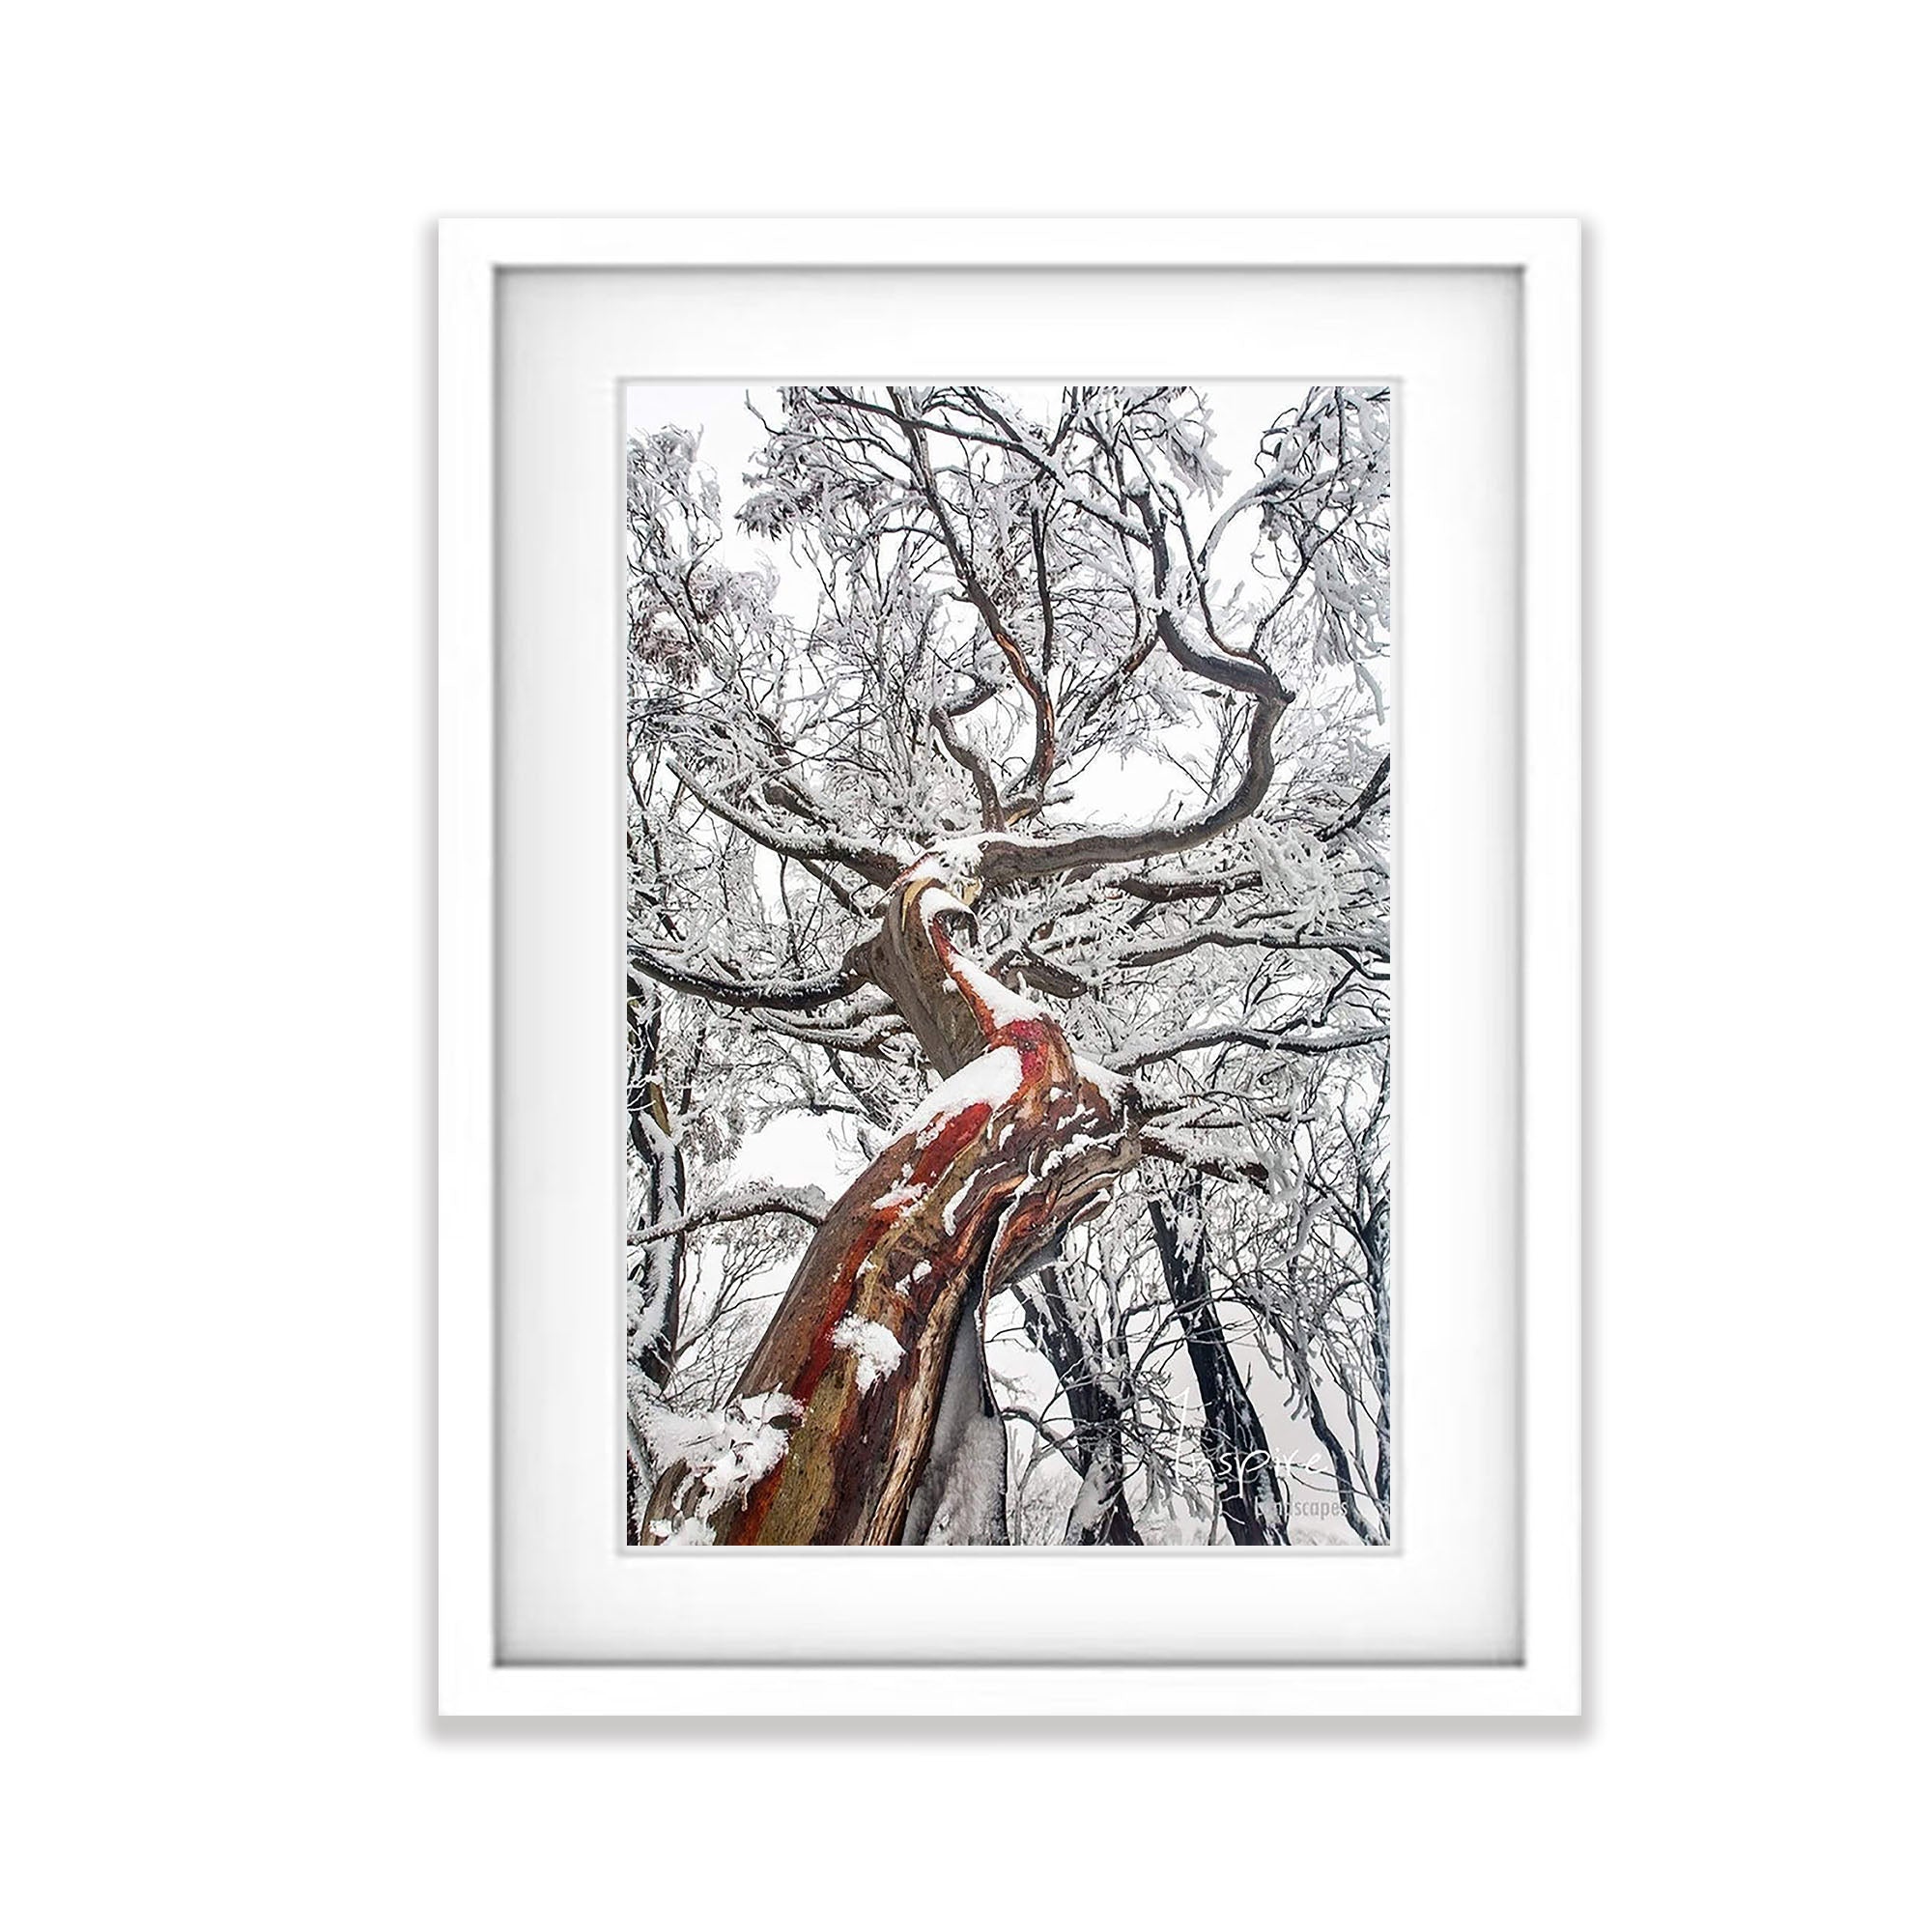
top-left (1300, 1378), bottom-right (1378, 1546)
top-left (1293, 1113), bottom-right (1391, 1547)
top-left (1018, 1267), bottom-right (1141, 1545)
top-left (625, 972), bottom-right (688, 1541)
top-left (1149, 1179), bottom-right (1293, 1546)
top-left (1367, 1192), bottom-right (1391, 1522)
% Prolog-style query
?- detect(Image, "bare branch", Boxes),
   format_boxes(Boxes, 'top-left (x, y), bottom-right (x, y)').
top-left (668, 756), bottom-right (904, 886)
top-left (1113, 922), bottom-right (1389, 972)
top-left (1111, 1022), bottom-right (1388, 1076)
top-left (628, 942), bottom-right (872, 1013)
top-left (928, 703), bottom-right (1006, 832)
top-left (1320, 753), bottom-right (1391, 843)
top-left (890, 387), bottom-right (1058, 811)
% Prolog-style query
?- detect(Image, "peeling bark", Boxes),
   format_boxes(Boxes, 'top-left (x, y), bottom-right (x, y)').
top-left (646, 852), bottom-right (1142, 1546)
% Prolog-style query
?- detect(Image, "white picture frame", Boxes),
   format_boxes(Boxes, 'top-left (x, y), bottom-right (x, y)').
top-left (439, 216), bottom-right (1582, 1719)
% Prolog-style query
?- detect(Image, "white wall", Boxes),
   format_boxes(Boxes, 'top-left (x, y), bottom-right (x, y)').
top-left (4, 6), bottom-right (1921, 1925)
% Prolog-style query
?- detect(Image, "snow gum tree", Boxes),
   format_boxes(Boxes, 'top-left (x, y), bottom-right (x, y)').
top-left (626, 384), bottom-right (1392, 1546)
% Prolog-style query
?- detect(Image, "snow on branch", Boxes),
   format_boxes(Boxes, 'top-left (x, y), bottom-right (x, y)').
top-left (639, 1388), bottom-right (804, 1540)
top-left (632, 1179), bottom-right (832, 1246)
top-left (667, 755), bottom-right (906, 886)
top-left (628, 941), bottom-right (873, 1013)
top-left (970, 479), bottom-right (1295, 888)
top-left (1138, 1126), bottom-right (1279, 1192)
top-left (1113, 921), bottom-right (1390, 973)
top-left (760, 1008), bottom-right (910, 1057)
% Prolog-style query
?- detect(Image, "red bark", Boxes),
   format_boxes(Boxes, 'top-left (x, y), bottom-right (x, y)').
top-left (646, 854), bottom-right (1141, 1546)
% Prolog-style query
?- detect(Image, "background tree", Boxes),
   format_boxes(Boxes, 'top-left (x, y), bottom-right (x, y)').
top-left (624, 384), bottom-right (1392, 1546)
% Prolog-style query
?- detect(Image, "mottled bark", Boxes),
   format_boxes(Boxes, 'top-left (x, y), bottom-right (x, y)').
top-left (646, 852), bottom-right (1142, 1546)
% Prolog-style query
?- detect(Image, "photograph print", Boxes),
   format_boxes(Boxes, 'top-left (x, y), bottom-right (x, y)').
top-left (625, 383), bottom-right (1391, 1548)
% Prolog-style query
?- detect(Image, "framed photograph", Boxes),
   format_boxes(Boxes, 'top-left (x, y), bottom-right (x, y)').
top-left (440, 217), bottom-right (1581, 1717)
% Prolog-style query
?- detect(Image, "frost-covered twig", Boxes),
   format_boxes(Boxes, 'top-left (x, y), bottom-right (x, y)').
top-left (633, 1179), bottom-right (831, 1245)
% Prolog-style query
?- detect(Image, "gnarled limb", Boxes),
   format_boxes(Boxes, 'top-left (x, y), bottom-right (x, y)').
top-left (974, 494), bottom-right (1295, 888)
top-left (646, 852), bottom-right (1142, 1546)
top-left (627, 940), bottom-right (873, 1013)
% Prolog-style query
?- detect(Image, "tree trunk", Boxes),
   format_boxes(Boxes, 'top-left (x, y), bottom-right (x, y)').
top-left (899, 1309), bottom-right (1009, 1545)
top-left (646, 852), bottom-right (1142, 1546)
top-left (1149, 1179), bottom-right (1293, 1545)
top-left (625, 973), bottom-right (687, 1542)
top-left (1017, 1266), bottom-right (1141, 1545)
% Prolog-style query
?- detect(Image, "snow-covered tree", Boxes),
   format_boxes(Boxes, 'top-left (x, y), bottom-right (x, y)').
top-left (625, 384), bottom-right (1392, 1546)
